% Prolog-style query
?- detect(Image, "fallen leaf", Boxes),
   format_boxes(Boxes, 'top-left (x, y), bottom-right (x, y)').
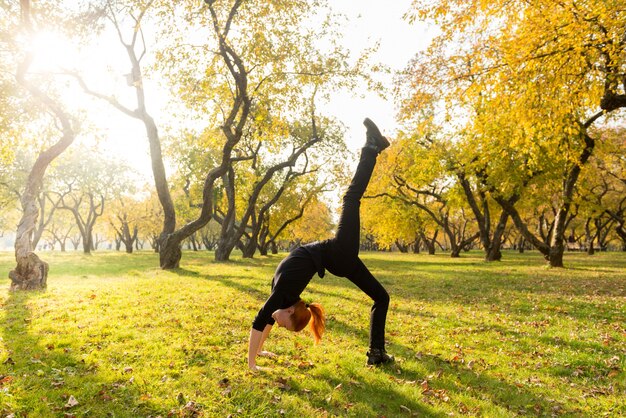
top-left (276, 377), bottom-right (291, 391)
top-left (0, 376), bottom-right (14, 385)
top-left (184, 401), bottom-right (201, 413)
top-left (64, 395), bottom-right (79, 409)
top-left (297, 361), bottom-right (314, 369)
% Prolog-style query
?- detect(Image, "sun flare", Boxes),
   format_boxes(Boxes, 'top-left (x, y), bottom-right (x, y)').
top-left (29, 29), bottom-right (79, 73)
top-left (23, 29), bottom-right (154, 175)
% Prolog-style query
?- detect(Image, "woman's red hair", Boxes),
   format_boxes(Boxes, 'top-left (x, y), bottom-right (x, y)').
top-left (290, 300), bottom-right (325, 344)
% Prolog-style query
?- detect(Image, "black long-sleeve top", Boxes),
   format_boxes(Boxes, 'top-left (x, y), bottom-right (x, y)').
top-left (251, 242), bottom-right (327, 331)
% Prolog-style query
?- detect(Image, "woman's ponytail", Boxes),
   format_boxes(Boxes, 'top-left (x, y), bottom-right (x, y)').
top-left (307, 302), bottom-right (325, 344)
top-left (290, 300), bottom-right (326, 344)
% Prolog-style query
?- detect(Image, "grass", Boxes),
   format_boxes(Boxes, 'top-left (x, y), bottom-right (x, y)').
top-left (0, 249), bottom-right (624, 417)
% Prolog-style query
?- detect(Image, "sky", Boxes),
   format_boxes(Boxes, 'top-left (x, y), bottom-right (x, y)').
top-left (324, 0), bottom-right (431, 150)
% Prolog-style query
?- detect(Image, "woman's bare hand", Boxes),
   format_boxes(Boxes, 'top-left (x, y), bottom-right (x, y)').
top-left (249, 364), bottom-right (270, 372)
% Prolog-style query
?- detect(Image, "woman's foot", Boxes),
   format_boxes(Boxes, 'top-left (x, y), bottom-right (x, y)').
top-left (363, 118), bottom-right (390, 153)
top-left (366, 348), bottom-right (395, 365)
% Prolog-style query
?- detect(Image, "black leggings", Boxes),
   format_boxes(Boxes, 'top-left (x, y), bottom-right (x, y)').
top-left (325, 147), bottom-right (390, 350)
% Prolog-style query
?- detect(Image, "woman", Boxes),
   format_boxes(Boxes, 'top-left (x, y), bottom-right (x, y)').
top-left (247, 117), bottom-right (394, 371)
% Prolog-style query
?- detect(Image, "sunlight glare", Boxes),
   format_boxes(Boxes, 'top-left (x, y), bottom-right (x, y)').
top-left (30, 30), bottom-right (79, 73)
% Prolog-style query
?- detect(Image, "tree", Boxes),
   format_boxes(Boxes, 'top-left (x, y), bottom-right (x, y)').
top-left (282, 195), bottom-right (335, 251)
top-left (0, 150), bottom-right (68, 250)
top-left (5, 0), bottom-right (81, 290)
top-left (363, 187), bottom-right (426, 252)
top-left (403, 0), bottom-right (626, 267)
top-left (140, 190), bottom-right (164, 252)
top-left (75, 0), bottom-right (362, 268)
top-left (584, 126), bottom-right (626, 251)
top-left (48, 145), bottom-right (131, 254)
top-left (235, 119), bottom-right (349, 259)
top-left (366, 136), bottom-right (480, 257)
top-left (44, 210), bottom-right (75, 252)
top-left (156, 1), bottom-right (364, 264)
top-left (72, 0), bottom-right (177, 264)
top-left (107, 196), bottom-right (143, 253)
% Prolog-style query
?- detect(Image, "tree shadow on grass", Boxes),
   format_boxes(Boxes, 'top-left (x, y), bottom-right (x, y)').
top-left (309, 317), bottom-right (588, 416)
top-left (318, 258), bottom-right (626, 319)
top-left (296, 367), bottom-right (446, 417)
top-left (0, 290), bottom-right (167, 416)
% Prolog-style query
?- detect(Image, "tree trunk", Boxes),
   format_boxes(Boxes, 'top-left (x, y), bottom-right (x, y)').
top-left (486, 246), bottom-right (502, 261)
top-left (395, 240), bottom-right (409, 253)
top-left (10, 191), bottom-right (50, 290)
top-left (271, 241), bottom-right (278, 254)
top-left (215, 236), bottom-right (237, 261)
top-left (485, 211), bottom-right (508, 262)
top-left (412, 238), bottom-right (421, 254)
top-left (586, 240), bottom-right (595, 256)
top-left (241, 238), bottom-right (257, 258)
top-left (159, 234), bottom-right (182, 269)
top-left (418, 230), bottom-right (438, 255)
top-left (548, 245), bottom-right (564, 268)
top-left (10, 1), bottom-right (76, 290)
top-left (9, 252), bottom-right (49, 291)
top-left (83, 233), bottom-right (92, 254)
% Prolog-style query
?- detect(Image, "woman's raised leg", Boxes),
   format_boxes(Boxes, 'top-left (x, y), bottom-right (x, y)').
top-left (334, 118), bottom-right (389, 259)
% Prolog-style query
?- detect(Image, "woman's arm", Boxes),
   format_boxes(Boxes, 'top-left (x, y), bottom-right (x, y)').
top-left (248, 324), bottom-right (274, 371)
top-left (257, 324), bottom-right (274, 356)
top-left (248, 328), bottom-right (264, 371)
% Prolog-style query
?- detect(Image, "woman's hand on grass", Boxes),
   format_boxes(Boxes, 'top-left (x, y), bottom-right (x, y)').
top-left (248, 363), bottom-right (270, 373)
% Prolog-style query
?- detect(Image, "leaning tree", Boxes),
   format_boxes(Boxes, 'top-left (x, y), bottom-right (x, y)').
top-left (5, 0), bottom-right (81, 290)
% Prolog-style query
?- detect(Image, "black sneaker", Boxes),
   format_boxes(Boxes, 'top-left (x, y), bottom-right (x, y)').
top-left (366, 348), bottom-right (395, 365)
top-left (363, 118), bottom-right (390, 153)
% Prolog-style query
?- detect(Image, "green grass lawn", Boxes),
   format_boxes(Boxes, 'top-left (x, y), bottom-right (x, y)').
top-left (0, 250), bottom-right (624, 417)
